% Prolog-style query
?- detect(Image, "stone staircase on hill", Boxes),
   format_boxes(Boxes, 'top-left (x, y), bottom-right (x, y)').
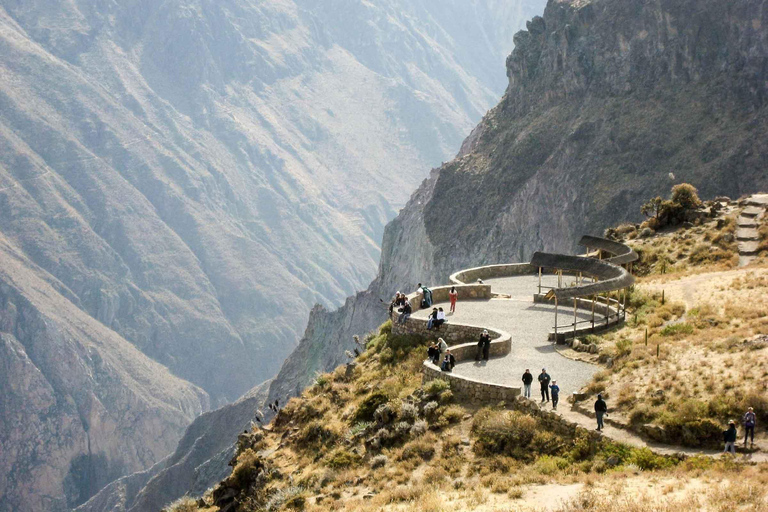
top-left (737, 194), bottom-right (768, 267)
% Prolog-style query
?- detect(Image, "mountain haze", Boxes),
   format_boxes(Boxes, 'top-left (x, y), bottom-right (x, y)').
top-left (267, 0), bottom-right (768, 408)
top-left (0, 0), bottom-right (545, 509)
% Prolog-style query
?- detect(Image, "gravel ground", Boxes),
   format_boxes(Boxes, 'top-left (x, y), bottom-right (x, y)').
top-left (415, 275), bottom-right (599, 398)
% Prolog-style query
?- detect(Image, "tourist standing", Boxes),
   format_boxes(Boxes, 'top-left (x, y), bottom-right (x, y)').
top-left (724, 420), bottom-right (738, 455)
top-left (522, 369), bottom-right (533, 399)
top-left (476, 330), bottom-right (491, 361)
top-left (449, 286), bottom-right (458, 313)
top-left (538, 368), bottom-right (551, 402)
top-left (594, 394), bottom-right (607, 431)
top-left (550, 381), bottom-right (560, 410)
top-left (427, 343), bottom-right (439, 365)
top-left (744, 407), bottom-right (756, 448)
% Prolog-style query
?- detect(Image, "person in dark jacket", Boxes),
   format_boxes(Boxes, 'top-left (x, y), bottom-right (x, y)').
top-left (427, 343), bottom-right (440, 365)
top-left (441, 350), bottom-right (456, 372)
top-left (538, 368), bottom-right (551, 403)
top-left (427, 308), bottom-right (438, 330)
top-left (522, 369), bottom-right (533, 399)
top-left (550, 381), bottom-right (560, 410)
top-left (594, 394), bottom-right (607, 431)
top-left (476, 330), bottom-right (491, 362)
top-left (744, 407), bottom-right (756, 447)
top-left (724, 420), bottom-right (738, 455)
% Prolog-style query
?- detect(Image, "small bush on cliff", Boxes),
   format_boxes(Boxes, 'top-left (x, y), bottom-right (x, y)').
top-left (641, 183), bottom-right (703, 230)
top-left (471, 409), bottom-right (537, 457)
top-left (351, 391), bottom-right (389, 423)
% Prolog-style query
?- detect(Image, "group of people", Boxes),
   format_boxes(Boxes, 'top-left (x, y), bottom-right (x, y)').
top-left (390, 283), bottom-right (460, 327)
top-left (723, 407), bottom-right (758, 455)
top-left (521, 368), bottom-right (561, 411)
top-left (427, 338), bottom-right (455, 372)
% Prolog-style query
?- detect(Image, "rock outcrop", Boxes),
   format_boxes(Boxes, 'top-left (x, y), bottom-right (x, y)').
top-left (0, 0), bottom-right (545, 509)
top-left (268, 0), bottom-right (768, 407)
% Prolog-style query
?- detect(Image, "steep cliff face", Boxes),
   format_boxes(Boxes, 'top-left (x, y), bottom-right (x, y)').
top-left (0, 235), bottom-right (208, 512)
top-left (75, 381), bottom-right (270, 512)
top-left (268, 0), bottom-right (768, 405)
top-left (0, 0), bottom-right (545, 509)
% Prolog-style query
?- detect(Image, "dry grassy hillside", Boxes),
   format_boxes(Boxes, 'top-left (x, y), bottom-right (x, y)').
top-left (168, 306), bottom-right (767, 511)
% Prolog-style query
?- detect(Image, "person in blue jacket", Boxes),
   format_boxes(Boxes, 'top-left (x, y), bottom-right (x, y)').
top-left (550, 381), bottom-right (560, 410)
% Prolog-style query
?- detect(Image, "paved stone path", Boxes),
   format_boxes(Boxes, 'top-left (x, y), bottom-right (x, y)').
top-left (414, 274), bottom-right (599, 398)
top-left (417, 273), bottom-right (768, 461)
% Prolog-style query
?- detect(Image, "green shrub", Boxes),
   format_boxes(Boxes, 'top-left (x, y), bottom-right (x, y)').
top-left (352, 392), bottom-right (389, 423)
top-left (628, 404), bottom-right (659, 426)
top-left (660, 322), bottom-right (694, 337)
top-left (325, 448), bottom-right (361, 469)
top-left (400, 436), bottom-right (436, 461)
top-left (423, 379), bottom-right (450, 397)
top-left (671, 183), bottom-right (701, 210)
top-left (471, 410), bottom-right (537, 457)
top-left (379, 320), bottom-right (392, 336)
top-left (533, 455), bottom-right (570, 475)
top-left (295, 421), bottom-right (339, 449)
top-left (614, 338), bottom-right (633, 358)
top-left (628, 448), bottom-right (675, 471)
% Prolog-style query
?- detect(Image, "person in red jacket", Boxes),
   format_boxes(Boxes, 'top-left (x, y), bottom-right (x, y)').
top-left (449, 286), bottom-right (458, 313)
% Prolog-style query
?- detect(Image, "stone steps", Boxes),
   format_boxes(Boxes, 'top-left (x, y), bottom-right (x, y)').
top-left (741, 206), bottom-right (764, 218)
top-left (736, 227), bottom-right (759, 241)
top-left (739, 240), bottom-right (761, 255)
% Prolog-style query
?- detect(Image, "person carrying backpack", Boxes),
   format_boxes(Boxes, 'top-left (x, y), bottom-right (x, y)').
top-left (744, 407), bottom-right (756, 448)
top-left (724, 420), bottom-right (738, 455)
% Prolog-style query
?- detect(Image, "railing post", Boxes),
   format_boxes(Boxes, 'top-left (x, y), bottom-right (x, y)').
top-left (538, 266), bottom-right (542, 295)
top-left (573, 298), bottom-right (578, 340)
top-left (604, 293), bottom-right (609, 326)
top-left (558, 269), bottom-right (562, 288)
top-left (554, 296), bottom-right (559, 342)
top-left (591, 295), bottom-right (596, 332)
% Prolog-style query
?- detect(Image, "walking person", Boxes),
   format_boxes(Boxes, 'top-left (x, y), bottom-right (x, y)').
top-left (449, 286), bottom-right (458, 313)
top-left (522, 369), bottom-right (533, 399)
top-left (476, 330), bottom-right (491, 362)
top-left (594, 394), bottom-right (607, 431)
top-left (538, 368), bottom-right (551, 403)
top-left (550, 381), bottom-right (560, 410)
top-left (724, 420), bottom-right (738, 455)
top-left (744, 407), bottom-right (756, 448)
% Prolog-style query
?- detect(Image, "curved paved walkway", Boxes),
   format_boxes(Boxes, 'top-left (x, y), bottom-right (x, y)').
top-left (414, 274), bottom-right (598, 397)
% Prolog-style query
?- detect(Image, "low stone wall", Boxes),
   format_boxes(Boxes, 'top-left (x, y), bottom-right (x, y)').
top-left (422, 367), bottom-right (520, 402)
top-left (449, 263), bottom-right (536, 285)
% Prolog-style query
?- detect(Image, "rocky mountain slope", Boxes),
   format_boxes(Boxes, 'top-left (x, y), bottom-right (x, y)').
top-left (267, 0), bottom-right (768, 406)
top-left (75, 381), bottom-right (270, 512)
top-left (0, 0), bottom-right (545, 509)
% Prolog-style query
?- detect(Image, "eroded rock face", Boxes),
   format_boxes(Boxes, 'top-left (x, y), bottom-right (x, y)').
top-left (0, 239), bottom-right (208, 512)
top-left (268, 0), bottom-right (768, 408)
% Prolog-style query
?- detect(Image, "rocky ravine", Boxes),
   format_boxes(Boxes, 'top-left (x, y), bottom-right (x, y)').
top-left (267, 0), bottom-right (768, 407)
top-left (0, 0), bottom-right (546, 509)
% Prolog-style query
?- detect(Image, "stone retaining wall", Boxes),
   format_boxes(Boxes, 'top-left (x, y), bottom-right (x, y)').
top-left (450, 263), bottom-right (536, 285)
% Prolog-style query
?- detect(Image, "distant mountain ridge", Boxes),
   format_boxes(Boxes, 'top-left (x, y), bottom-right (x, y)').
top-left (0, 0), bottom-right (544, 509)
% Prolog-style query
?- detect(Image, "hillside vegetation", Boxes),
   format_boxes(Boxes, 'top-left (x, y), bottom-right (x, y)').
top-left (173, 311), bottom-right (767, 511)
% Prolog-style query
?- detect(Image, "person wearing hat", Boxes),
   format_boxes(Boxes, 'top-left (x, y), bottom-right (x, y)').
top-left (538, 368), bottom-right (551, 403)
top-left (521, 369), bottom-right (533, 399)
top-left (724, 420), bottom-right (738, 455)
top-left (744, 407), bottom-right (756, 448)
top-left (476, 330), bottom-right (491, 362)
top-left (594, 394), bottom-right (607, 431)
